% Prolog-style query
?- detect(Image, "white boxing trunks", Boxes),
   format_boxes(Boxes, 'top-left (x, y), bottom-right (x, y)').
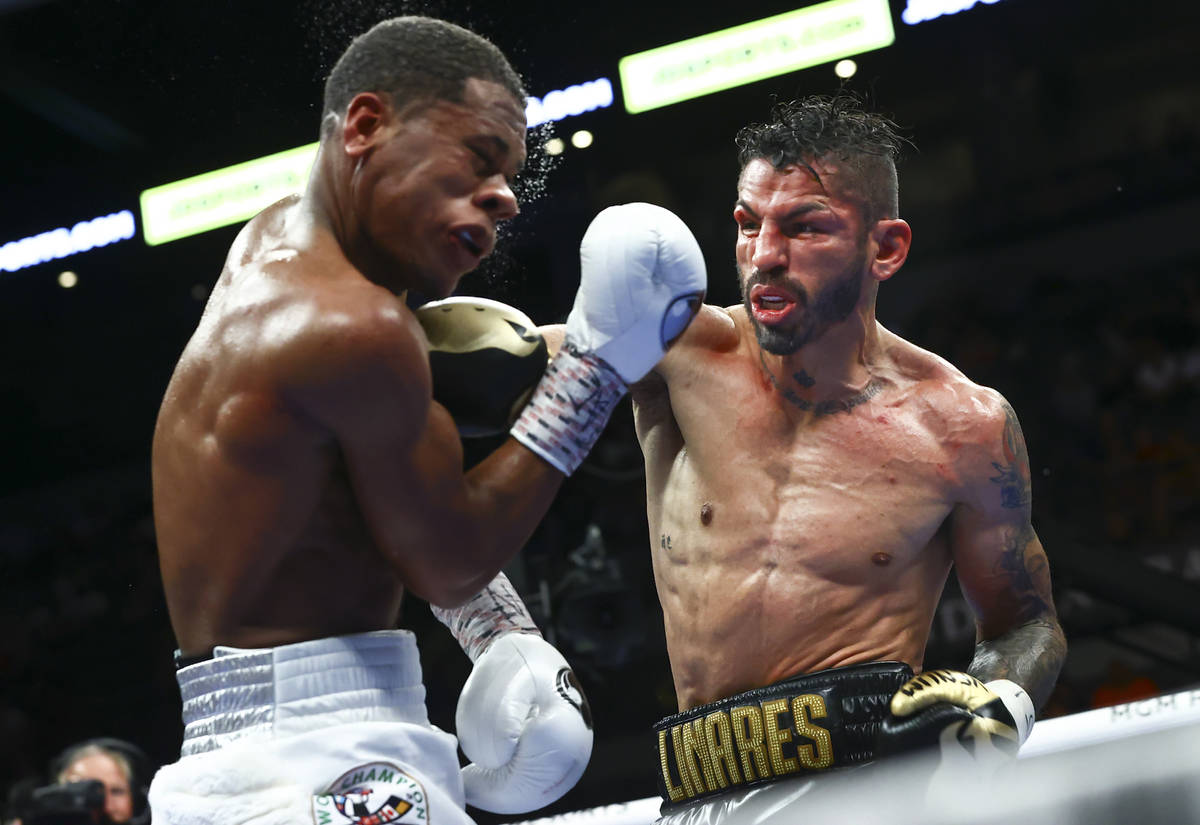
top-left (148, 630), bottom-right (474, 825)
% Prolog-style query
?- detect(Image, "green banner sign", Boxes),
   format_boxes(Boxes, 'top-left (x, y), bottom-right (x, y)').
top-left (619, 0), bottom-right (895, 114)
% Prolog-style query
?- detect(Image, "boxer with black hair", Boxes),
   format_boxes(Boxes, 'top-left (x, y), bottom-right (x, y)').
top-left (147, 15), bottom-right (704, 825)
top-left (625, 94), bottom-right (1066, 823)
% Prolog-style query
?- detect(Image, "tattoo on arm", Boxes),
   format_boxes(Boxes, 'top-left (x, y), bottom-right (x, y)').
top-left (970, 618), bottom-right (1067, 710)
top-left (989, 402), bottom-right (1032, 509)
top-left (660, 534), bottom-right (673, 550)
top-left (996, 522), bottom-right (1050, 619)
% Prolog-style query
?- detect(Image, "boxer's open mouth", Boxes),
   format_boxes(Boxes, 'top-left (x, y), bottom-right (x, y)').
top-left (750, 284), bottom-right (798, 323)
top-left (454, 228), bottom-right (484, 257)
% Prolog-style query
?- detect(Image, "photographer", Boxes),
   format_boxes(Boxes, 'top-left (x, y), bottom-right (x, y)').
top-left (7, 739), bottom-right (150, 825)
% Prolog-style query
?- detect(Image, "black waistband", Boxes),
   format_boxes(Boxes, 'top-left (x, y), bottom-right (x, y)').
top-left (653, 661), bottom-right (913, 809)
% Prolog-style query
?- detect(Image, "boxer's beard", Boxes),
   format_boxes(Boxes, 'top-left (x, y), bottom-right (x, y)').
top-left (741, 245), bottom-right (867, 355)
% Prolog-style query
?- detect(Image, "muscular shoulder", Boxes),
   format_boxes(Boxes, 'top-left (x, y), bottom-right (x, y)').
top-left (660, 304), bottom-right (739, 369)
top-left (275, 279), bottom-right (432, 432)
top-left (885, 334), bottom-right (1027, 504)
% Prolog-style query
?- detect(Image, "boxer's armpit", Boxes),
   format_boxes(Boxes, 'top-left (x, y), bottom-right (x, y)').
top-left (431, 572), bottom-right (540, 662)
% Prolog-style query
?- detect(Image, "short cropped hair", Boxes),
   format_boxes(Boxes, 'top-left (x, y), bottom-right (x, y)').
top-left (735, 95), bottom-right (905, 225)
top-left (321, 16), bottom-right (525, 128)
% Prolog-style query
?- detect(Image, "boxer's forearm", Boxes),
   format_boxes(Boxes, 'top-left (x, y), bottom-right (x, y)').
top-left (968, 616), bottom-right (1067, 710)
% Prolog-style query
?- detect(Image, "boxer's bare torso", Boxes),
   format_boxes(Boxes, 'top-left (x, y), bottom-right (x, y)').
top-left (153, 78), bottom-right (561, 659)
top-left (634, 306), bottom-right (1037, 709)
top-left (153, 198), bottom-right (413, 655)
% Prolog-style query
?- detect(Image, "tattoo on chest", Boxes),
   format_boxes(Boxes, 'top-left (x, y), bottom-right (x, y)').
top-left (989, 402), bottom-right (1032, 509)
top-left (758, 351), bottom-right (884, 416)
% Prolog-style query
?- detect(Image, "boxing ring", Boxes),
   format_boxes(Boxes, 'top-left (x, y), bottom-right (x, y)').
top-left (506, 686), bottom-right (1200, 824)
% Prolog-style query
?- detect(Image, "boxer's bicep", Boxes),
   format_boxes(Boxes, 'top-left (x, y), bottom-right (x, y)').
top-left (949, 396), bottom-right (1057, 642)
top-left (284, 310), bottom-right (484, 601)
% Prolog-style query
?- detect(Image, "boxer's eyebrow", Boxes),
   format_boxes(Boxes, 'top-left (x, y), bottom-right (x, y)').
top-left (471, 134), bottom-right (526, 176)
top-left (734, 201), bottom-right (830, 221)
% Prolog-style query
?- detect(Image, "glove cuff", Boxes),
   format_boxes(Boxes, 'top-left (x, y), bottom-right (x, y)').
top-left (984, 679), bottom-right (1035, 744)
top-left (510, 341), bottom-right (626, 475)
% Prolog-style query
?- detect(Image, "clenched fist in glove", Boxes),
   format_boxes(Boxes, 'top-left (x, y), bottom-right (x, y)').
top-left (455, 633), bottom-right (592, 814)
top-left (511, 202), bottom-right (705, 475)
top-left (432, 573), bottom-right (592, 814)
top-left (876, 669), bottom-right (1035, 762)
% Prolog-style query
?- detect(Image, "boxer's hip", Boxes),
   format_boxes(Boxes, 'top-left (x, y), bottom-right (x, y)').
top-left (654, 660), bottom-right (913, 811)
top-left (173, 629), bottom-right (430, 756)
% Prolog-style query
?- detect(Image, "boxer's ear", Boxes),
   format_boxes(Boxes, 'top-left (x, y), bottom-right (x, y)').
top-left (342, 92), bottom-right (391, 158)
top-left (869, 218), bottom-right (911, 283)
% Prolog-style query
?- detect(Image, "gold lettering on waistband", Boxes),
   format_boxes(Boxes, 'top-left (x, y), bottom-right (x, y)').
top-left (703, 710), bottom-right (740, 789)
top-left (762, 698), bottom-right (799, 777)
top-left (792, 694), bottom-right (835, 769)
top-left (730, 704), bottom-right (771, 782)
top-left (670, 723), bottom-right (699, 799)
top-left (661, 691), bottom-right (839, 803)
top-left (658, 728), bottom-right (686, 803)
top-left (680, 717), bottom-right (719, 794)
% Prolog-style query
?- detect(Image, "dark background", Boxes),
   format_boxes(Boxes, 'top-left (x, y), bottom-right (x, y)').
top-left (2, 0), bottom-right (1198, 820)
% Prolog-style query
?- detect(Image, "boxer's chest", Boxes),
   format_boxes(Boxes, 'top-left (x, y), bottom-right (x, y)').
top-left (661, 370), bottom-right (960, 573)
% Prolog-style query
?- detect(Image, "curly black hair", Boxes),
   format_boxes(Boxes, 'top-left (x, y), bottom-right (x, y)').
top-left (321, 16), bottom-right (525, 130)
top-left (735, 94), bottom-right (907, 224)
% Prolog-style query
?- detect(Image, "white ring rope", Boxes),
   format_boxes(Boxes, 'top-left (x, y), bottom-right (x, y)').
top-left (502, 686), bottom-right (1200, 824)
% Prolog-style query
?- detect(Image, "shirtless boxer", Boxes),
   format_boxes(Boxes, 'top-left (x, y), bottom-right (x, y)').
top-left (146, 16), bottom-right (704, 825)
top-left (631, 96), bottom-right (1067, 822)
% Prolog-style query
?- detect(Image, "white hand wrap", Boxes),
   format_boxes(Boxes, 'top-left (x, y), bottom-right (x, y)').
top-left (984, 678), bottom-right (1036, 745)
top-left (512, 202), bottom-right (705, 475)
top-left (455, 633), bottom-right (593, 814)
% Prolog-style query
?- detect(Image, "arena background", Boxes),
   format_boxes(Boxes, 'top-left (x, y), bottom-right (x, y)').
top-left (1, 0), bottom-right (1197, 820)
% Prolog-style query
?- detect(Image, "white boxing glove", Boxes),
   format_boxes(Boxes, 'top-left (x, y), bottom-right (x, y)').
top-left (568, 202), bottom-right (706, 383)
top-left (512, 203), bottom-right (706, 474)
top-left (455, 633), bottom-right (593, 814)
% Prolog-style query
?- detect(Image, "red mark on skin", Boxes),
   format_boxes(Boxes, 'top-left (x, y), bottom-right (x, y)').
top-left (876, 416), bottom-right (889, 424)
top-left (872, 552), bottom-right (892, 566)
top-left (888, 476), bottom-right (897, 484)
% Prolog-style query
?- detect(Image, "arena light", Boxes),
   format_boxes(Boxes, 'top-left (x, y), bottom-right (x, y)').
top-left (570, 130), bottom-right (594, 149)
top-left (544, 137), bottom-right (566, 156)
top-left (0, 210), bottom-right (136, 273)
top-left (58, 270), bottom-right (78, 288)
top-left (139, 142), bottom-right (318, 246)
top-left (618, 0), bottom-right (894, 114)
top-left (525, 78), bottom-right (614, 128)
top-left (835, 58), bottom-right (858, 78)
top-left (902, 0), bottom-right (1005, 24)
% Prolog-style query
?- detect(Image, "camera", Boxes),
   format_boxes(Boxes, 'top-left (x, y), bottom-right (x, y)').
top-left (22, 780), bottom-right (107, 825)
